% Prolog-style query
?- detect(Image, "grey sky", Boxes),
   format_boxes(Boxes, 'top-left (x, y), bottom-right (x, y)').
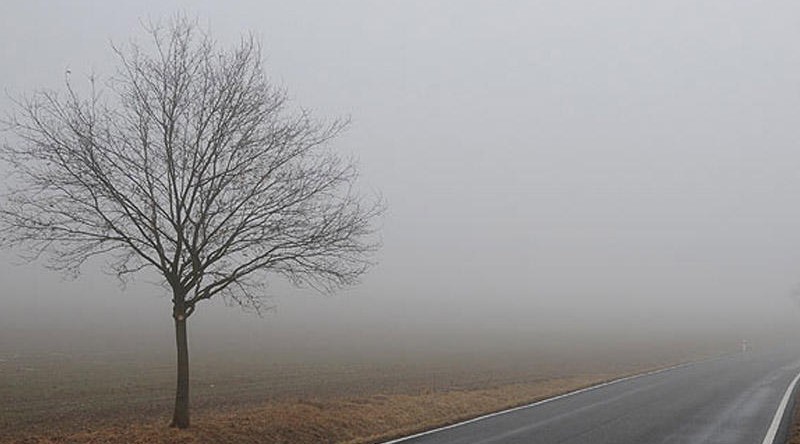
top-left (2, 1), bottom-right (800, 355)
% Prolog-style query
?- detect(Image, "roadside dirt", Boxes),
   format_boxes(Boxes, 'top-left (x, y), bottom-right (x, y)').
top-left (788, 394), bottom-right (800, 444)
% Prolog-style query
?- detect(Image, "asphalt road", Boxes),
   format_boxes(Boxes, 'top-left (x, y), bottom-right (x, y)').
top-left (386, 346), bottom-right (800, 444)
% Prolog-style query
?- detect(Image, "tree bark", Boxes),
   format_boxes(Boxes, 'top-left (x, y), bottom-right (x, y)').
top-left (170, 305), bottom-right (190, 428)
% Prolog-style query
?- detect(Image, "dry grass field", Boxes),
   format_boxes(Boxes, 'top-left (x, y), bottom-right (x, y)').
top-left (0, 339), bottom-right (725, 444)
top-left (5, 376), bottom-right (622, 444)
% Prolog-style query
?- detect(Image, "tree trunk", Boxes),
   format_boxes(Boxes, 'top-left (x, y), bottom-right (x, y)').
top-left (170, 307), bottom-right (190, 428)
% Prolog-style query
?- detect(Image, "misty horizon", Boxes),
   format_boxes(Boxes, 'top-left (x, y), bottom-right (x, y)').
top-left (3, 0), bottom-right (800, 360)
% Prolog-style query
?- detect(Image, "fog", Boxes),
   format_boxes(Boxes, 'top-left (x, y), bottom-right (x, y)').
top-left (2, 0), bottom-right (800, 362)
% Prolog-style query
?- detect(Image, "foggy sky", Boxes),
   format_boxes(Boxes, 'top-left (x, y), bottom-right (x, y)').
top-left (2, 0), bottom-right (800, 357)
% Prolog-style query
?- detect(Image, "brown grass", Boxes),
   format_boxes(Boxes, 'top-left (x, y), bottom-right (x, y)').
top-left (788, 394), bottom-right (800, 444)
top-left (2, 374), bottom-right (624, 444)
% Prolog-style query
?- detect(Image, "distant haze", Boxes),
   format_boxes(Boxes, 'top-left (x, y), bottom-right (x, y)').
top-left (2, 1), bottom-right (800, 360)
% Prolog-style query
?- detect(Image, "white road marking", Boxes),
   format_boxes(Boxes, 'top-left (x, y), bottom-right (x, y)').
top-left (380, 359), bottom-right (702, 444)
top-left (761, 369), bottom-right (800, 444)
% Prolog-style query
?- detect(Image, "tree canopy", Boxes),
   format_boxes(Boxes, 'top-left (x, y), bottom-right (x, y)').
top-left (1, 19), bottom-right (382, 313)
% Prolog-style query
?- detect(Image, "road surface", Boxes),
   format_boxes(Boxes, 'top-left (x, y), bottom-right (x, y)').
top-left (385, 346), bottom-right (800, 444)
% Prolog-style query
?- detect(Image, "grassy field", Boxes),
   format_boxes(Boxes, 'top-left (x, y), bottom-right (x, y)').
top-left (0, 339), bottom-right (725, 444)
top-left (8, 375), bottom-right (628, 444)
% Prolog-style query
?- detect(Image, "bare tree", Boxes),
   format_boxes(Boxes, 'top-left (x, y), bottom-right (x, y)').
top-left (0, 18), bottom-right (381, 428)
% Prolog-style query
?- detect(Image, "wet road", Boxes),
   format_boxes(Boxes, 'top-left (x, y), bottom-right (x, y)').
top-left (385, 347), bottom-right (800, 444)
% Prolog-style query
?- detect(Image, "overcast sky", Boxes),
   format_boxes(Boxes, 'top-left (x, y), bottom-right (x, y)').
top-left (2, 1), bottom-right (800, 356)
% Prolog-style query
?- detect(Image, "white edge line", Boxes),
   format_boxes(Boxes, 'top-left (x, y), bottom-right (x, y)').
top-left (380, 358), bottom-right (705, 444)
top-left (762, 368), bottom-right (800, 444)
